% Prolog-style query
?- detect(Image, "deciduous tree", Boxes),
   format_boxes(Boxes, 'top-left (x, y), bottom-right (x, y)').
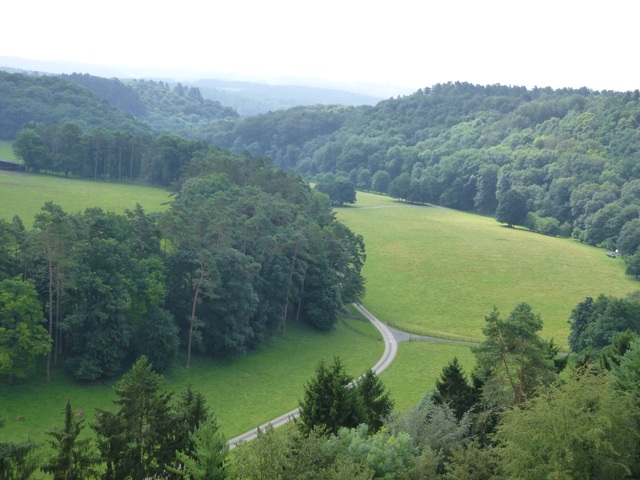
top-left (495, 189), bottom-right (528, 228)
top-left (495, 371), bottom-right (638, 478)
top-left (0, 278), bottom-right (51, 382)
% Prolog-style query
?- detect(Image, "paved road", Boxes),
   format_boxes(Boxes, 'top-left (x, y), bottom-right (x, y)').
top-left (227, 302), bottom-right (398, 448)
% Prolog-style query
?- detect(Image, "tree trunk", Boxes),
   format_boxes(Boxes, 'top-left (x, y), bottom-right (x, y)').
top-left (118, 140), bottom-right (123, 180)
top-left (282, 243), bottom-right (299, 335)
top-left (187, 266), bottom-right (206, 369)
top-left (295, 270), bottom-right (306, 323)
top-left (129, 142), bottom-right (135, 180)
top-left (46, 258), bottom-right (53, 381)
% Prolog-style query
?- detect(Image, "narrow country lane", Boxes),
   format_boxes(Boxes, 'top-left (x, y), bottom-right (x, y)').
top-left (227, 302), bottom-right (398, 448)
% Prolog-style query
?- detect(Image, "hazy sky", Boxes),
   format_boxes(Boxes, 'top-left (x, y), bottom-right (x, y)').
top-left (2, 0), bottom-right (637, 93)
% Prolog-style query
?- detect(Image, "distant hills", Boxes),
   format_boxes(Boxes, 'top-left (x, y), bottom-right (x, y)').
top-left (191, 78), bottom-right (383, 115)
top-left (0, 56), bottom-right (401, 115)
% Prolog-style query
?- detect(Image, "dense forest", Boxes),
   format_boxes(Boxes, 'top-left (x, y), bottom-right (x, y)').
top-left (213, 82), bottom-right (640, 274)
top-left (0, 72), bottom-right (149, 138)
top-left (63, 74), bottom-right (239, 139)
top-left (0, 148), bottom-right (365, 383)
top-left (0, 71), bottom-right (238, 141)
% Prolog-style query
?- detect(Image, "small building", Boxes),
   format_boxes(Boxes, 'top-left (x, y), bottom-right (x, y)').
top-left (0, 159), bottom-right (22, 171)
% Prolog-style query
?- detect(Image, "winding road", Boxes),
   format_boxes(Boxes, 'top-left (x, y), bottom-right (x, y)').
top-left (227, 302), bottom-right (398, 448)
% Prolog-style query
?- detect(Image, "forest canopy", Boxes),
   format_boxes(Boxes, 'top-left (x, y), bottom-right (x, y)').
top-left (210, 82), bottom-right (640, 272)
top-left (0, 148), bottom-right (366, 381)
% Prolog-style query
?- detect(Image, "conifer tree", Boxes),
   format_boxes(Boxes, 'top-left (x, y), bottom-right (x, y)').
top-left (169, 418), bottom-right (228, 480)
top-left (298, 357), bottom-right (363, 435)
top-left (353, 369), bottom-right (394, 431)
top-left (93, 356), bottom-right (174, 480)
top-left (43, 400), bottom-right (99, 480)
top-left (0, 440), bottom-right (38, 480)
top-left (431, 357), bottom-right (477, 420)
top-left (168, 382), bottom-right (211, 468)
top-left (472, 303), bottom-right (556, 408)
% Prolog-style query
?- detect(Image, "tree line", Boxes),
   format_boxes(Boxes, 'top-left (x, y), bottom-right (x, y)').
top-left (0, 148), bottom-right (365, 382)
top-left (12, 122), bottom-right (209, 186)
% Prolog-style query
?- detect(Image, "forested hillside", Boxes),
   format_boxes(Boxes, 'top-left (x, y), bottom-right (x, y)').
top-left (191, 78), bottom-right (382, 115)
top-left (0, 71), bottom-right (149, 138)
top-left (64, 74), bottom-right (239, 138)
top-left (215, 82), bottom-right (640, 270)
top-left (5, 67), bottom-right (640, 478)
top-left (0, 71), bottom-right (238, 143)
top-left (6, 73), bottom-right (640, 271)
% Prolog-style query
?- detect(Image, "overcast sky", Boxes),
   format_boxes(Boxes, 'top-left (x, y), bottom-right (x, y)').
top-left (2, 0), bottom-right (637, 93)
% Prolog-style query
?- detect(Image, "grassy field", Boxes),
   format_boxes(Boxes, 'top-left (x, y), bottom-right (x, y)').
top-left (0, 140), bottom-right (17, 161)
top-left (0, 171), bottom-right (171, 227)
top-left (0, 317), bottom-right (382, 443)
top-left (2, 176), bottom-right (639, 446)
top-left (336, 192), bottom-right (639, 348)
top-left (380, 340), bottom-right (475, 412)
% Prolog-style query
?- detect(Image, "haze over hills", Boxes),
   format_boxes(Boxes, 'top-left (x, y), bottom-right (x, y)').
top-left (0, 55), bottom-right (411, 115)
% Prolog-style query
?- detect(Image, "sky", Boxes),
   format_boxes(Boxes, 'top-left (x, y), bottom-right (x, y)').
top-left (1, 0), bottom-right (638, 94)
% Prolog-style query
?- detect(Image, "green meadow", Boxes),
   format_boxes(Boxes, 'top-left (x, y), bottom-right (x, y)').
top-left (0, 171), bottom-right (171, 227)
top-left (380, 341), bottom-right (475, 412)
top-left (0, 140), bottom-right (17, 161)
top-left (1, 176), bottom-right (639, 445)
top-left (0, 318), bottom-right (382, 443)
top-left (336, 192), bottom-right (638, 348)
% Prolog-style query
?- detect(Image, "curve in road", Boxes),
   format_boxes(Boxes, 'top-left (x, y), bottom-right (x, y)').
top-left (227, 302), bottom-right (397, 448)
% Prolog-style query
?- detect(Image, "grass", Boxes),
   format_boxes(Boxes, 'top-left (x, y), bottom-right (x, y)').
top-left (0, 171), bottom-right (171, 227)
top-left (0, 317), bottom-right (383, 443)
top-left (0, 140), bottom-right (17, 161)
top-left (336, 192), bottom-right (639, 349)
top-left (380, 341), bottom-right (476, 412)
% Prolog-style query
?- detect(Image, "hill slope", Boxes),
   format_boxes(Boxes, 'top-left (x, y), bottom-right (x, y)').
top-left (213, 83), bottom-right (640, 268)
top-left (336, 192), bottom-right (638, 348)
top-left (0, 71), bottom-right (149, 139)
top-left (192, 78), bottom-right (383, 115)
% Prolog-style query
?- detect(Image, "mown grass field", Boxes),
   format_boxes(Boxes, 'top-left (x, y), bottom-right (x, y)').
top-left (0, 140), bottom-right (17, 161)
top-left (0, 318), bottom-right (382, 443)
top-left (380, 340), bottom-right (475, 412)
top-left (336, 192), bottom-right (639, 348)
top-left (0, 171), bottom-right (171, 227)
